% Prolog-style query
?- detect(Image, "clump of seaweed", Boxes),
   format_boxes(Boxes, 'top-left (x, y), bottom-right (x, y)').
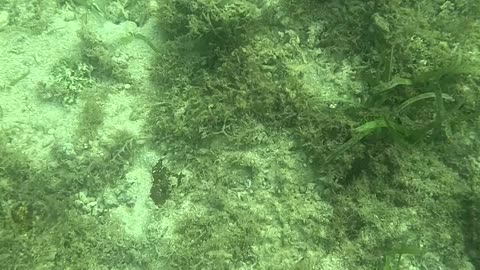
top-left (78, 23), bottom-right (131, 82)
top-left (37, 60), bottom-right (93, 105)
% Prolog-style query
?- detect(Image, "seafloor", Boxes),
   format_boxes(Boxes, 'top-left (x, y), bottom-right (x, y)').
top-left (0, 1), bottom-right (479, 269)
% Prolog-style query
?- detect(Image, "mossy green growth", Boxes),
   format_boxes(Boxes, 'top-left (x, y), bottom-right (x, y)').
top-left (167, 207), bottom-right (259, 268)
top-left (3, 0), bottom-right (58, 34)
top-left (150, 0), bottom-right (373, 163)
top-left (149, 135), bottom-right (336, 269)
top-left (146, 1), bottom-right (480, 268)
top-left (78, 24), bottom-right (131, 81)
top-left (150, 32), bottom-right (328, 147)
top-left (101, 129), bottom-right (139, 172)
top-left (38, 59), bottom-right (93, 105)
top-left (322, 0), bottom-right (480, 161)
top-left (151, 1), bottom-right (291, 145)
top-left (363, 1), bottom-right (480, 84)
top-left (76, 94), bottom-right (105, 141)
top-left (0, 131), bottom-right (150, 268)
top-left (157, 0), bottom-right (264, 66)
